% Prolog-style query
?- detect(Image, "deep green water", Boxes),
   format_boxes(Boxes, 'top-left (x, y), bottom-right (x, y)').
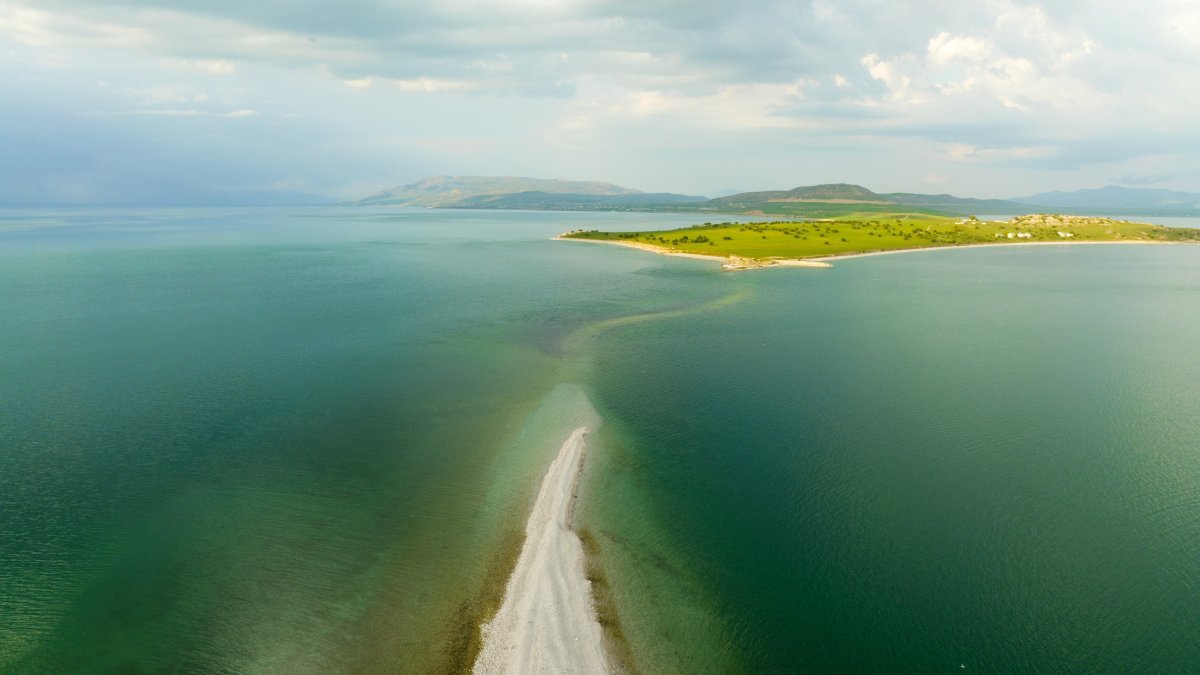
top-left (583, 244), bottom-right (1200, 672)
top-left (3, 209), bottom-right (1199, 673)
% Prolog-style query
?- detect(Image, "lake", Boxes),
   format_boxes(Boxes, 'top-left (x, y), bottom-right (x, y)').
top-left (3, 208), bottom-right (1198, 672)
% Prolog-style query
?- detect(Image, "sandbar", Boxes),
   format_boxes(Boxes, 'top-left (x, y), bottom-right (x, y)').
top-left (558, 234), bottom-right (1190, 270)
top-left (554, 235), bottom-right (830, 269)
top-left (473, 427), bottom-right (609, 675)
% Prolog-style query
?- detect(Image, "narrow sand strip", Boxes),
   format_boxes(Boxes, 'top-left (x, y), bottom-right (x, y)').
top-left (474, 427), bottom-right (609, 675)
top-left (554, 235), bottom-right (830, 269)
top-left (554, 234), bottom-right (730, 263)
top-left (558, 233), bottom-right (1194, 269)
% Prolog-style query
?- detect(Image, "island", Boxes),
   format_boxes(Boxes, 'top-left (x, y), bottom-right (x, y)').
top-left (558, 214), bottom-right (1200, 270)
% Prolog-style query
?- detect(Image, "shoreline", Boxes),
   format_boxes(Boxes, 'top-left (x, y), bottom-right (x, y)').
top-left (556, 234), bottom-right (1192, 270)
top-left (553, 235), bottom-right (830, 269)
top-left (473, 427), bottom-right (610, 675)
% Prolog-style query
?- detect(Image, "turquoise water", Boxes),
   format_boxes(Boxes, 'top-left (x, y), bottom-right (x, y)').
top-left (3, 209), bottom-right (1199, 672)
top-left (0, 207), bottom-right (727, 672)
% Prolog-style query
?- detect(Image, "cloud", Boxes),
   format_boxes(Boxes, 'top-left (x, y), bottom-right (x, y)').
top-left (927, 32), bottom-right (993, 66)
top-left (2, 0), bottom-right (1199, 201)
top-left (387, 77), bottom-right (470, 93)
top-left (161, 57), bottom-right (236, 74)
top-left (1166, 9), bottom-right (1200, 47)
top-left (941, 142), bottom-right (1053, 165)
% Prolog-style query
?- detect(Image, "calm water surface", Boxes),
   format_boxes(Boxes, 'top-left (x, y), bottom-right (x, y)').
top-left (3, 208), bottom-right (1199, 673)
top-left (0, 207), bottom-right (726, 673)
top-left (585, 244), bottom-right (1200, 672)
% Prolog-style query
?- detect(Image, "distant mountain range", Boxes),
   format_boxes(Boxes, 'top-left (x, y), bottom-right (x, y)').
top-left (706, 183), bottom-right (1030, 216)
top-left (353, 176), bottom-right (705, 209)
top-left (352, 176), bottom-right (1200, 217)
top-left (1013, 185), bottom-right (1200, 210)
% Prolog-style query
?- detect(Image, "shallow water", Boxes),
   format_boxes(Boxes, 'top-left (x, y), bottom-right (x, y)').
top-left (3, 208), bottom-right (1199, 672)
top-left (0, 207), bottom-right (726, 672)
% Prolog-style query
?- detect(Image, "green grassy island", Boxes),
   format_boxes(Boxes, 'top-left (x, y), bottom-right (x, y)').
top-left (560, 214), bottom-right (1200, 269)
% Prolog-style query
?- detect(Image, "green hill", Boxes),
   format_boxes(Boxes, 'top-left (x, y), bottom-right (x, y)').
top-left (355, 176), bottom-right (645, 207)
top-left (353, 177), bottom-right (1200, 218)
top-left (703, 184), bottom-right (1034, 218)
top-left (454, 191), bottom-right (706, 210)
top-left (709, 183), bottom-right (888, 207)
top-left (885, 192), bottom-right (1037, 214)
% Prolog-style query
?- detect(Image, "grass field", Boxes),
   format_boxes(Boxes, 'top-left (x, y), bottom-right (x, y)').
top-left (656, 201), bottom-right (956, 219)
top-left (563, 214), bottom-right (1200, 261)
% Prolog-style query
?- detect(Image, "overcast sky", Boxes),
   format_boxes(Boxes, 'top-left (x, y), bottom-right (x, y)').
top-left (2, 0), bottom-right (1198, 203)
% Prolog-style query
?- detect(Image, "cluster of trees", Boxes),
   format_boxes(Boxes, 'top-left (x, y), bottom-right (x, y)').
top-left (671, 234), bottom-right (712, 245)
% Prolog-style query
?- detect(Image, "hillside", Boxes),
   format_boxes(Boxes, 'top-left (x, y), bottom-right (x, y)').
top-left (885, 192), bottom-right (1035, 214)
top-left (352, 178), bottom-right (1025, 217)
top-left (704, 184), bottom-right (1037, 217)
top-left (351, 177), bottom-right (1200, 217)
top-left (454, 191), bottom-right (706, 210)
top-left (708, 183), bottom-right (888, 206)
top-left (355, 175), bottom-right (643, 207)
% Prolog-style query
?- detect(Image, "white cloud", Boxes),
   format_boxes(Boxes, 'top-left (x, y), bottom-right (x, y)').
top-left (161, 58), bottom-right (236, 75)
top-left (558, 80), bottom-right (806, 139)
top-left (940, 142), bottom-right (1052, 164)
top-left (341, 75), bottom-right (471, 93)
top-left (861, 52), bottom-right (923, 104)
top-left (928, 32), bottom-right (993, 65)
top-left (1166, 9), bottom-right (1200, 47)
top-left (0, 2), bottom-right (155, 49)
top-left (4, 0), bottom-right (1200, 200)
top-left (388, 77), bottom-right (470, 93)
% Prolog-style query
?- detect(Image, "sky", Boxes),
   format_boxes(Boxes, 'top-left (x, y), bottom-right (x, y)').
top-left (2, 0), bottom-right (1199, 204)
